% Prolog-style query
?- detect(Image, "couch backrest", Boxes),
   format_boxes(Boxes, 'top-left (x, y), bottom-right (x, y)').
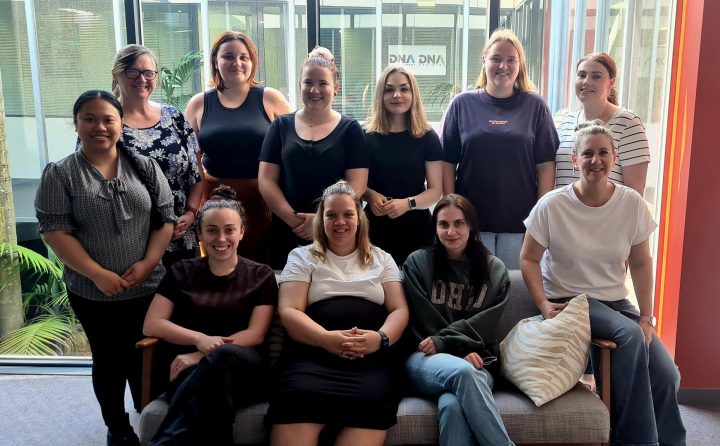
top-left (495, 270), bottom-right (541, 341)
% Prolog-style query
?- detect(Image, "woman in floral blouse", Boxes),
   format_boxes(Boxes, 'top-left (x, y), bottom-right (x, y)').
top-left (111, 44), bottom-right (203, 266)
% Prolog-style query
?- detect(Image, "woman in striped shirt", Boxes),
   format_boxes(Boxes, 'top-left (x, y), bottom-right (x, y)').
top-left (554, 53), bottom-right (650, 195)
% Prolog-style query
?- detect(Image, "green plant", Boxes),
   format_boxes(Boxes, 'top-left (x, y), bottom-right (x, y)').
top-left (0, 242), bottom-right (85, 356)
top-left (159, 50), bottom-right (203, 110)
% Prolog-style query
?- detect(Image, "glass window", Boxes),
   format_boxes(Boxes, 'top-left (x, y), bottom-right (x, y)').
top-left (319, 0), bottom-right (489, 121)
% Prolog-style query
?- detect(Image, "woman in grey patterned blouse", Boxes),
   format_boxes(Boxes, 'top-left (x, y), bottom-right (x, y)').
top-left (35, 91), bottom-right (175, 446)
top-left (112, 44), bottom-right (203, 266)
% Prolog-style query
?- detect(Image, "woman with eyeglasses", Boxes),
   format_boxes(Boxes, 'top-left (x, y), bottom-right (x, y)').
top-left (403, 194), bottom-right (514, 446)
top-left (111, 44), bottom-right (202, 266)
top-left (440, 28), bottom-right (558, 269)
top-left (185, 31), bottom-right (291, 263)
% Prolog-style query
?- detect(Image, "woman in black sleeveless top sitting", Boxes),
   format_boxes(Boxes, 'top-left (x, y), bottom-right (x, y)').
top-left (185, 31), bottom-right (291, 262)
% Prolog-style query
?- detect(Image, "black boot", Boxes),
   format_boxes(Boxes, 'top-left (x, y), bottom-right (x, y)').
top-left (107, 413), bottom-right (140, 446)
top-left (107, 430), bottom-right (140, 446)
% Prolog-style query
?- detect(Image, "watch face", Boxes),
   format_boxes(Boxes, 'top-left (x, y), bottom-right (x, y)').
top-left (409, 198), bottom-right (417, 209)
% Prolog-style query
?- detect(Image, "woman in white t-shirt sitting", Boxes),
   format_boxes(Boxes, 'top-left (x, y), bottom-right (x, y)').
top-left (266, 180), bottom-right (409, 446)
top-left (520, 120), bottom-right (685, 446)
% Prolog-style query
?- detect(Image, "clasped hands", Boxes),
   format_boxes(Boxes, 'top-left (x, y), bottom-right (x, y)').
top-left (170, 334), bottom-right (234, 381)
top-left (323, 327), bottom-right (381, 360)
top-left (368, 195), bottom-right (410, 219)
top-left (91, 259), bottom-right (155, 297)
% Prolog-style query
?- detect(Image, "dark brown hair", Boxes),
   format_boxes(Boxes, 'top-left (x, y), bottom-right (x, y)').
top-left (577, 52), bottom-right (618, 105)
top-left (197, 185), bottom-right (247, 230)
top-left (430, 194), bottom-right (491, 290)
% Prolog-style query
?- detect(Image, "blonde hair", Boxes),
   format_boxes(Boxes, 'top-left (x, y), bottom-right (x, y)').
top-left (310, 181), bottom-right (373, 267)
top-left (303, 46), bottom-right (340, 86)
top-left (475, 28), bottom-right (536, 93)
top-left (365, 64), bottom-right (431, 138)
top-left (573, 119), bottom-right (616, 154)
top-left (111, 44), bottom-right (159, 99)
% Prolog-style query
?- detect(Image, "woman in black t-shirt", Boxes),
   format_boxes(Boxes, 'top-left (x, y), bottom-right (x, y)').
top-left (363, 64), bottom-right (443, 265)
top-left (143, 187), bottom-right (277, 446)
top-left (259, 47), bottom-right (369, 269)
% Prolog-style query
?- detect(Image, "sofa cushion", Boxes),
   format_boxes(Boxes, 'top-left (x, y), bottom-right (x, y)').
top-left (495, 383), bottom-right (610, 444)
top-left (139, 388), bottom-right (608, 445)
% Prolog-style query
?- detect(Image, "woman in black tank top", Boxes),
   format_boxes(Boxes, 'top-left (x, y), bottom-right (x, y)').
top-left (185, 31), bottom-right (291, 263)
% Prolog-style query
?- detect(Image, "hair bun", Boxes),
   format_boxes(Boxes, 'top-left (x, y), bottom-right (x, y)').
top-left (209, 184), bottom-right (237, 201)
top-left (574, 119), bottom-right (606, 132)
top-left (308, 46), bottom-right (335, 63)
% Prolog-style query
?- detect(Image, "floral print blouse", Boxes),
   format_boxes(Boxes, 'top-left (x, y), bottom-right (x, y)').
top-left (123, 104), bottom-right (201, 252)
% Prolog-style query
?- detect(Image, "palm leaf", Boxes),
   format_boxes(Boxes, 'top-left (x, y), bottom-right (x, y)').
top-left (0, 242), bottom-right (62, 281)
top-left (0, 313), bottom-right (77, 356)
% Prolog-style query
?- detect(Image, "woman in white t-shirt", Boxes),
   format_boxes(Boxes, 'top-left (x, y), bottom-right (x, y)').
top-left (266, 180), bottom-right (409, 446)
top-left (520, 120), bottom-right (685, 446)
top-left (554, 52), bottom-right (650, 194)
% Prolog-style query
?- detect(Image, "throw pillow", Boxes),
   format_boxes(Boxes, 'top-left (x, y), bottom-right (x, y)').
top-left (499, 294), bottom-right (591, 407)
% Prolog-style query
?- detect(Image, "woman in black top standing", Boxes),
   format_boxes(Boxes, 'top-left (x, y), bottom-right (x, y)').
top-left (363, 64), bottom-right (443, 265)
top-left (259, 47), bottom-right (369, 269)
top-left (185, 31), bottom-right (291, 262)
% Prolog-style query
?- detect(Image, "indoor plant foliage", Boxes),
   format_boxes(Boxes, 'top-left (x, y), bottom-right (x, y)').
top-left (159, 50), bottom-right (203, 110)
top-left (0, 242), bottom-right (85, 356)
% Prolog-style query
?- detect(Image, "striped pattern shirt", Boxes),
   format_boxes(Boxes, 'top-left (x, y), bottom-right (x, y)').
top-left (34, 150), bottom-right (176, 301)
top-left (554, 109), bottom-right (650, 187)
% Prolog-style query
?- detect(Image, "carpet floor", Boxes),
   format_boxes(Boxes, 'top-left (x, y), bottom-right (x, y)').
top-left (0, 375), bottom-right (718, 445)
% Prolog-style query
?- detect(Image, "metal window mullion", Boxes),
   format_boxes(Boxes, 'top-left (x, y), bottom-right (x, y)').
top-left (646, 0), bottom-right (662, 120)
top-left (547, 0), bottom-right (569, 114)
top-left (375, 0), bottom-right (382, 82)
top-left (572, 0), bottom-right (588, 111)
top-left (488, 0), bottom-right (499, 34)
top-left (201, 0), bottom-right (211, 89)
top-left (287, 0), bottom-right (297, 109)
top-left (124, 0), bottom-right (142, 44)
top-left (619, 0), bottom-right (637, 109)
top-left (112, 0), bottom-right (124, 50)
top-left (461, 0), bottom-right (469, 91)
top-left (25, 0), bottom-right (48, 170)
top-left (594, 0), bottom-right (609, 51)
top-left (308, 0), bottom-right (319, 51)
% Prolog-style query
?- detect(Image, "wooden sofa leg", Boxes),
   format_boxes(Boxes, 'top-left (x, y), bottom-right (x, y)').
top-left (136, 337), bottom-right (159, 411)
top-left (600, 347), bottom-right (611, 446)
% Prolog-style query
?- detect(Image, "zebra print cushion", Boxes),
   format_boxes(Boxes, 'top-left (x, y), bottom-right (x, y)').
top-left (499, 294), bottom-right (591, 407)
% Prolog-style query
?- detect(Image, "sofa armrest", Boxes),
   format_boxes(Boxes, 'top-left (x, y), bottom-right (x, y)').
top-left (135, 337), bottom-right (159, 410)
top-left (591, 337), bottom-right (616, 414)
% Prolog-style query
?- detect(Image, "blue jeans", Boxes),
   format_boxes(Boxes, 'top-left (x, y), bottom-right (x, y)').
top-left (405, 352), bottom-right (514, 446)
top-left (586, 298), bottom-right (686, 446)
top-left (480, 232), bottom-right (524, 269)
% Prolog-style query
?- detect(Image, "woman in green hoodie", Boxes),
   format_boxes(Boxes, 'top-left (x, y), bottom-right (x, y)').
top-left (402, 194), bottom-right (514, 446)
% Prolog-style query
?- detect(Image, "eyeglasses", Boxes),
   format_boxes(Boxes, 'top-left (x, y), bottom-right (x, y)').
top-left (124, 69), bottom-right (158, 80)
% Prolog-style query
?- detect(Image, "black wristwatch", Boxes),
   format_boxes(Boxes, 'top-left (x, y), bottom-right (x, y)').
top-left (408, 197), bottom-right (417, 210)
top-left (377, 329), bottom-right (390, 349)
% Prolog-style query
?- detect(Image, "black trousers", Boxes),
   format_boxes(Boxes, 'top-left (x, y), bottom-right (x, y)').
top-left (68, 292), bottom-right (153, 432)
top-left (150, 344), bottom-right (268, 446)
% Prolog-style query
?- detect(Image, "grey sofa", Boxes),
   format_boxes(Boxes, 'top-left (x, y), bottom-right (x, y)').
top-left (137, 270), bottom-right (612, 445)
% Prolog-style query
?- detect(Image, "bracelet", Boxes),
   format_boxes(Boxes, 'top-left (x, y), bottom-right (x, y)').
top-left (185, 206), bottom-right (198, 216)
top-left (638, 315), bottom-right (656, 327)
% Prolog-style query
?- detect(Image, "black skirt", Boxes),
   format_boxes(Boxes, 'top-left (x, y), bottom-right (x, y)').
top-left (266, 296), bottom-right (404, 430)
